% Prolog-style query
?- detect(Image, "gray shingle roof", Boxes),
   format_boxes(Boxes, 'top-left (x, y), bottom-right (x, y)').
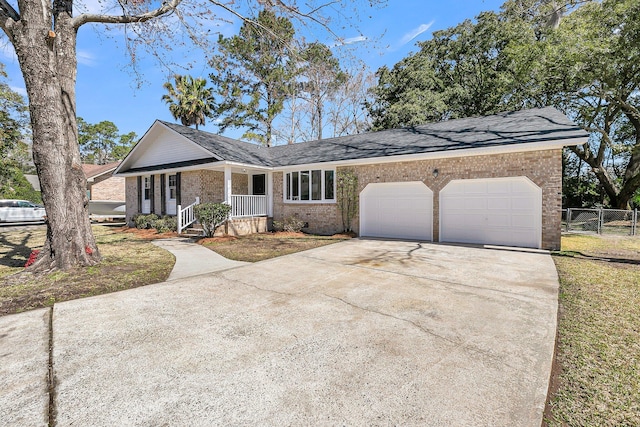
top-left (160, 107), bottom-right (587, 168)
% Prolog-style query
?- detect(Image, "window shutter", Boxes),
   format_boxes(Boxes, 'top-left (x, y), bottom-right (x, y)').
top-left (176, 172), bottom-right (182, 206)
top-left (160, 174), bottom-right (166, 216)
top-left (150, 175), bottom-right (155, 214)
top-left (137, 176), bottom-right (142, 213)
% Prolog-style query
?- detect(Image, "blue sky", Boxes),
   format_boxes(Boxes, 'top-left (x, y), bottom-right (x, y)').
top-left (1, 0), bottom-right (505, 140)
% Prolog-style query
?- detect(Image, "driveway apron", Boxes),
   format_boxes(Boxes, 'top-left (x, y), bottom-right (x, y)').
top-left (2, 239), bottom-right (559, 426)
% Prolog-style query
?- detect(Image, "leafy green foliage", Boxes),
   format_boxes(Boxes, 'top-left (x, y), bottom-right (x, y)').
top-left (194, 202), bottom-right (231, 237)
top-left (0, 162), bottom-right (41, 202)
top-left (367, 0), bottom-right (640, 208)
top-left (162, 75), bottom-right (214, 130)
top-left (134, 213), bottom-right (159, 229)
top-left (77, 117), bottom-right (137, 164)
top-left (209, 10), bottom-right (296, 147)
top-left (132, 214), bottom-right (177, 233)
top-left (336, 169), bottom-right (358, 232)
top-left (0, 63), bottom-right (36, 202)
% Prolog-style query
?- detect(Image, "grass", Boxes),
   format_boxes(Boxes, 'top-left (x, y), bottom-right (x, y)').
top-left (547, 234), bottom-right (640, 426)
top-left (198, 232), bottom-right (350, 262)
top-left (0, 225), bottom-right (175, 316)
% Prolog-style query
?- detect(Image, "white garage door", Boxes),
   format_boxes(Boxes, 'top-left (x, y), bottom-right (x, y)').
top-left (360, 182), bottom-right (433, 241)
top-left (440, 177), bottom-right (542, 248)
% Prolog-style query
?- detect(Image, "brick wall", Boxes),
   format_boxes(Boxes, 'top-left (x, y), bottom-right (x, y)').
top-left (89, 175), bottom-right (125, 201)
top-left (125, 177), bottom-right (137, 226)
top-left (272, 149), bottom-right (563, 249)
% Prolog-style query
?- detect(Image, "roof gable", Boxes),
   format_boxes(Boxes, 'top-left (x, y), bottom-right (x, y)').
top-left (116, 121), bottom-right (219, 174)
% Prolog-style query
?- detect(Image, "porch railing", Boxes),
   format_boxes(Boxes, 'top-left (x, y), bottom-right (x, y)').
top-left (231, 195), bottom-right (267, 218)
top-left (177, 197), bottom-right (199, 234)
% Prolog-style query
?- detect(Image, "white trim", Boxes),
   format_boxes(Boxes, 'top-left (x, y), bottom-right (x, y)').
top-left (276, 137), bottom-right (585, 171)
top-left (283, 169), bottom-right (336, 204)
top-left (224, 166), bottom-right (232, 204)
top-left (267, 172), bottom-right (274, 216)
top-left (114, 121), bottom-right (222, 175)
top-left (439, 176), bottom-right (542, 249)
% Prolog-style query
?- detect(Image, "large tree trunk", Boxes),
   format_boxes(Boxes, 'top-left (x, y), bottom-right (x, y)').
top-left (11, 0), bottom-right (100, 271)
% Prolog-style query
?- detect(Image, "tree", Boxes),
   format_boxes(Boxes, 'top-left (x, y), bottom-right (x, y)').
top-left (209, 9), bottom-right (297, 147)
top-left (0, 0), bottom-right (377, 272)
top-left (77, 117), bottom-right (136, 164)
top-left (367, 0), bottom-right (640, 209)
top-left (523, 0), bottom-right (640, 209)
top-left (0, 63), bottom-right (38, 202)
top-left (162, 75), bottom-right (214, 130)
top-left (298, 42), bottom-right (346, 140)
top-left (368, 10), bottom-right (538, 130)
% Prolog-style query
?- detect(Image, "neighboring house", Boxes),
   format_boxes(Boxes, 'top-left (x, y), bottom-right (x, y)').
top-left (82, 162), bottom-right (125, 202)
top-left (114, 107), bottom-right (588, 250)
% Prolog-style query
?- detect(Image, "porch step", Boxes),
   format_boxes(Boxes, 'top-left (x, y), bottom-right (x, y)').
top-left (181, 226), bottom-right (204, 237)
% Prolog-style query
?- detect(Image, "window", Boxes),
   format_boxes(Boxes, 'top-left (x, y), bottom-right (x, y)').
top-left (324, 170), bottom-right (334, 200)
top-left (168, 175), bottom-right (177, 200)
top-left (284, 169), bottom-right (336, 203)
top-left (144, 177), bottom-right (151, 200)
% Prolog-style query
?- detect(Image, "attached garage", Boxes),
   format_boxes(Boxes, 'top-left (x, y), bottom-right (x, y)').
top-left (439, 177), bottom-right (542, 249)
top-left (360, 182), bottom-right (433, 241)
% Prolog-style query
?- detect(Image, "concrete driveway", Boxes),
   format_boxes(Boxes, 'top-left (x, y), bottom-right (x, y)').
top-left (1, 239), bottom-right (559, 426)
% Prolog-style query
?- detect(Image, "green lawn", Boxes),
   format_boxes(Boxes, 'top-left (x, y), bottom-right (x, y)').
top-left (547, 234), bottom-right (640, 426)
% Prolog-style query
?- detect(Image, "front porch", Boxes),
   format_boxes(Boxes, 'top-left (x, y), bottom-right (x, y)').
top-left (177, 194), bottom-right (269, 235)
top-left (127, 164), bottom-right (272, 236)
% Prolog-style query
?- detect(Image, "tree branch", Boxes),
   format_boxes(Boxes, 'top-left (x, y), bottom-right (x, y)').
top-left (0, 0), bottom-right (19, 34)
top-left (72, 0), bottom-right (182, 29)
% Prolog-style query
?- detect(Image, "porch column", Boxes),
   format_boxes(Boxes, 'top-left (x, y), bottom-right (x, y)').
top-left (267, 171), bottom-right (273, 216)
top-left (224, 165), bottom-right (232, 204)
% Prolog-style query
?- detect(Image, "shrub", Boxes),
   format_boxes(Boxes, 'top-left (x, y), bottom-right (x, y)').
top-left (134, 213), bottom-right (159, 229)
top-left (273, 217), bottom-right (306, 233)
top-left (154, 216), bottom-right (177, 233)
top-left (194, 202), bottom-right (232, 237)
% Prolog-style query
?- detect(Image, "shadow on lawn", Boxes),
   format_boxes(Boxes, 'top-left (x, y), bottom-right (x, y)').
top-left (0, 232), bottom-right (37, 268)
top-left (554, 250), bottom-right (640, 266)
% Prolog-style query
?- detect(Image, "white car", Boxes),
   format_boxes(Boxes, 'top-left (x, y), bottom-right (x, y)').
top-left (0, 199), bottom-right (47, 223)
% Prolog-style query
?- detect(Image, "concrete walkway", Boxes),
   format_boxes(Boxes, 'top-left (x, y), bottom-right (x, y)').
top-left (152, 238), bottom-right (248, 280)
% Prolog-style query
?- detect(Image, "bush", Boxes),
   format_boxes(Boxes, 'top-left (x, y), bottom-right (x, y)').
top-left (154, 216), bottom-right (177, 233)
top-left (194, 202), bottom-right (231, 237)
top-left (134, 213), bottom-right (159, 229)
top-left (272, 217), bottom-right (306, 233)
top-left (133, 214), bottom-right (177, 233)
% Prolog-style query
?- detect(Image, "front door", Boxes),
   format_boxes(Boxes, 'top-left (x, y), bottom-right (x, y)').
top-left (252, 174), bottom-right (266, 195)
top-left (142, 176), bottom-right (151, 213)
top-left (166, 174), bottom-right (177, 215)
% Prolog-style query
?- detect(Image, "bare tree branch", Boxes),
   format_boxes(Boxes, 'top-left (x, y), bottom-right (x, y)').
top-left (0, 0), bottom-right (19, 33)
top-left (72, 0), bottom-right (182, 29)
top-left (0, 0), bottom-right (18, 22)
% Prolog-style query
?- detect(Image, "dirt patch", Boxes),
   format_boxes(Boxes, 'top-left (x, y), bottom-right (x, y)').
top-left (117, 227), bottom-right (178, 240)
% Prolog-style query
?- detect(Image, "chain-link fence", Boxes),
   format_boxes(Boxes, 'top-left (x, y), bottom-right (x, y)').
top-left (563, 208), bottom-right (638, 236)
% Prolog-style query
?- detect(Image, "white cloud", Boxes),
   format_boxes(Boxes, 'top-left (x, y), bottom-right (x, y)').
top-left (341, 36), bottom-right (368, 45)
top-left (399, 21), bottom-right (434, 46)
top-left (10, 86), bottom-right (27, 96)
top-left (77, 50), bottom-right (98, 66)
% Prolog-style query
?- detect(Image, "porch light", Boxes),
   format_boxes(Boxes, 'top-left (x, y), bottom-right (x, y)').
top-left (433, 168), bottom-right (439, 178)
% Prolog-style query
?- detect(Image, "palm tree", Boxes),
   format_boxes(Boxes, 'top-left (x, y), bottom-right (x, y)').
top-left (162, 75), bottom-right (215, 130)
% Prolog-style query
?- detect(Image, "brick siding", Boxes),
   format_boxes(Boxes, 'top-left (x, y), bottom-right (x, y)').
top-left (272, 149), bottom-right (562, 250)
top-left (89, 175), bottom-right (125, 201)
